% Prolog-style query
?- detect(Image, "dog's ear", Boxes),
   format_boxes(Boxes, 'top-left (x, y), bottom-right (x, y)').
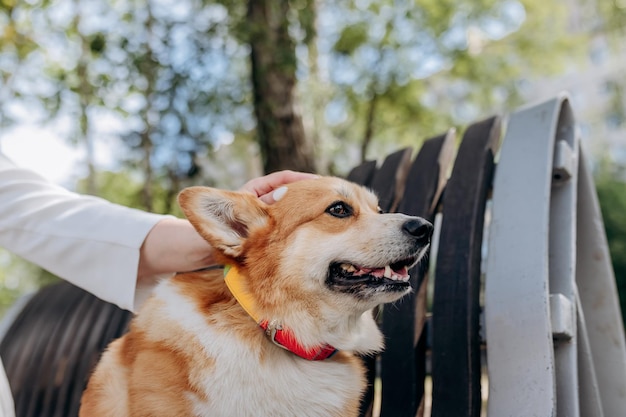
top-left (178, 187), bottom-right (269, 258)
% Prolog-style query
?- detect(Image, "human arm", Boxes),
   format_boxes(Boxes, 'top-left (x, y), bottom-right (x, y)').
top-left (0, 153), bottom-right (167, 311)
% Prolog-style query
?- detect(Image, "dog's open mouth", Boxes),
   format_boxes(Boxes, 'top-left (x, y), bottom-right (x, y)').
top-left (327, 257), bottom-right (417, 292)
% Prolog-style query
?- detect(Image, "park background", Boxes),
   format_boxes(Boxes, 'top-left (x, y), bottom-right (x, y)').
top-left (0, 0), bottom-right (625, 324)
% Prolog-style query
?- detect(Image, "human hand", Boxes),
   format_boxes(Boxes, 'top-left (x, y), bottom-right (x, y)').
top-left (239, 170), bottom-right (318, 204)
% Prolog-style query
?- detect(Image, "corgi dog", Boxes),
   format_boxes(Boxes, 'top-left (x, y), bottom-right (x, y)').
top-left (80, 176), bottom-right (432, 417)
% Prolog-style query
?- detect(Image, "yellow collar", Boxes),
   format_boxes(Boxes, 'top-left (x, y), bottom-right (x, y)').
top-left (223, 265), bottom-right (261, 323)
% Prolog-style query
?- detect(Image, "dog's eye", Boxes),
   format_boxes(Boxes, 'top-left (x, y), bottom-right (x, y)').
top-left (326, 201), bottom-right (353, 218)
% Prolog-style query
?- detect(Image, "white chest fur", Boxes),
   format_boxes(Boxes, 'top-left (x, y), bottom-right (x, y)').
top-left (146, 281), bottom-right (363, 417)
top-left (190, 343), bottom-right (362, 417)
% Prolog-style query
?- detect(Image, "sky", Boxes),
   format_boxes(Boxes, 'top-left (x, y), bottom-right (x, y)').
top-left (0, 124), bottom-right (115, 188)
top-left (1, 126), bottom-right (81, 184)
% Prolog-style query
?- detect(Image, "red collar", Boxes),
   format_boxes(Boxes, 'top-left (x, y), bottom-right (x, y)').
top-left (259, 319), bottom-right (337, 360)
top-left (223, 266), bottom-right (337, 361)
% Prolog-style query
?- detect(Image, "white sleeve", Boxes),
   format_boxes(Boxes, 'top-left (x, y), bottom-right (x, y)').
top-left (0, 153), bottom-right (169, 312)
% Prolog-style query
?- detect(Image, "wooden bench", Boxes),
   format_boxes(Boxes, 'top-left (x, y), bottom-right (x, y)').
top-left (1, 94), bottom-right (625, 416)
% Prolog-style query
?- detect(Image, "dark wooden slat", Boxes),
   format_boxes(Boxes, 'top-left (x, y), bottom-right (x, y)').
top-left (379, 130), bottom-right (456, 417)
top-left (1, 283), bottom-right (77, 415)
top-left (1, 284), bottom-right (61, 381)
top-left (47, 287), bottom-right (100, 417)
top-left (358, 331), bottom-right (378, 417)
top-left (56, 287), bottom-right (128, 417)
top-left (23, 283), bottom-right (95, 417)
top-left (0, 281), bottom-right (132, 417)
top-left (370, 148), bottom-right (412, 213)
top-left (431, 116), bottom-right (501, 417)
top-left (41, 286), bottom-right (100, 415)
top-left (347, 160), bottom-right (378, 187)
top-left (52, 290), bottom-right (107, 417)
top-left (357, 147), bottom-right (412, 417)
top-left (65, 302), bottom-right (132, 417)
top-left (24, 284), bottom-right (90, 417)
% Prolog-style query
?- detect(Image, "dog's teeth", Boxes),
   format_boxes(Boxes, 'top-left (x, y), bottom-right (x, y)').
top-left (384, 265), bottom-right (392, 278)
top-left (341, 263), bottom-right (356, 273)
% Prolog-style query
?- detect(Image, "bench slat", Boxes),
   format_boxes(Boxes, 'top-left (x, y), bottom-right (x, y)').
top-left (370, 148), bottom-right (413, 213)
top-left (548, 99), bottom-right (581, 417)
top-left (431, 116), bottom-right (501, 417)
top-left (26, 285), bottom-right (92, 417)
top-left (347, 159), bottom-right (378, 188)
top-left (484, 98), bottom-right (564, 416)
top-left (379, 130), bottom-right (456, 417)
top-left (576, 148), bottom-right (626, 416)
top-left (64, 299), bottom-right (132, 417)
top-left (3, 284), bottom-right (80, 417)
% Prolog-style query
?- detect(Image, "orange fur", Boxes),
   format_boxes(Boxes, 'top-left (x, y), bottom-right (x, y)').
top-left (81, 177), bottom-right (431, 417)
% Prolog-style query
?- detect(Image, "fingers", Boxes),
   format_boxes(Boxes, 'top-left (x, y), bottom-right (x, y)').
top-left (259, 186), bottom-right (287, 205)
top-left (240, 170), bottom-right (319, 204)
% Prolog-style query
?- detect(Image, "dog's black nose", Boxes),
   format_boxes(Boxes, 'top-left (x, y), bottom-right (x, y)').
top-left (402, 218), bottom-right (433, 244)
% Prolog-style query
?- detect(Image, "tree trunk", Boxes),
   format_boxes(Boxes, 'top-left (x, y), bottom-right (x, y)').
top-left (247, 0), bottom-right (316, 174)
top-left (72, 0), bottom-right (98, 195)
top-left (361, 92), bottom-right (379, 163)
top-left (140, 132), bottom-right (154, 211)
top-left (139, 5), bottom-right (157, 212)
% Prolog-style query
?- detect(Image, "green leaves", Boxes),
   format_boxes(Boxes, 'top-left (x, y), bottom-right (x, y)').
top-left (334, 22), bottom-right (369, 55)
top-left (89, 33), bottom-right (106, 54)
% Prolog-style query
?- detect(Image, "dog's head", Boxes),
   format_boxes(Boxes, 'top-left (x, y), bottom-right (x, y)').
top-left (178, 177), bottom-right (431, 315)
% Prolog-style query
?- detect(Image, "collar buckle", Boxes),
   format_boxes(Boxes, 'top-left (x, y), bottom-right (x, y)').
top-left (264, 319), bottom-right (289, 351)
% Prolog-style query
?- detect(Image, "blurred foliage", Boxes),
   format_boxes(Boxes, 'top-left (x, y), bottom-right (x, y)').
top-left (0, 0), bottom-right (254, 208)
top-left (76, 169), bottom-right (189, 217)
top-left (322, 0), bottom-right (583, 161)
top-left (605, 78), bottom-right (626, 129)
top-left (598, 0), bottom-right (626, 39)
top-left (0, 0), bottom-right (585, 177)
top-left (0, 255), bottom-right (58, 317)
